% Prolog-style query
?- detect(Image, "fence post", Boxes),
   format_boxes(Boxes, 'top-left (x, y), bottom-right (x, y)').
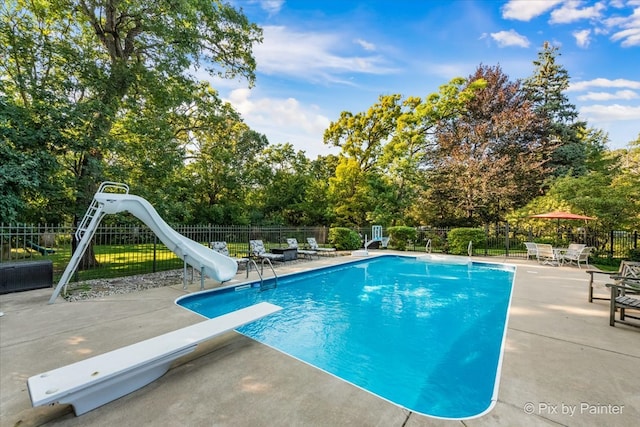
top-left (609, 230), bottom-right (614, 258)
top-left (484, 224), bottom-right (489, 256)
top-left (504, 222), bottom-right (510, 257)
top-left (152, 234), bottom-right (157, 273)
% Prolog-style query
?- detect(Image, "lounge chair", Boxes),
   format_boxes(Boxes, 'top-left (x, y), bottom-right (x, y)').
top-left (606, 280), bottom-right (640, 327)
top-left (587, 261), bottom-right (640, 302)
top-left (307, 237), bottom-right (337, 256)
top-left (535, 243), bottom-right (559, 266)
top-left (210, 241), bottom-right (251, 277)
top-left (286, 238), bottom-right (317, 259)
top-left (524, 242), bottom-right (538, 259)
top-left (249, 240), bottom-right (284, 262)
top-left (561, 245), bottom-right (592, 269)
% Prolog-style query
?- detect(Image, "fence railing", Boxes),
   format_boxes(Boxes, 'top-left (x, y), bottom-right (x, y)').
top-left (1, 223), bottom-right (637, 283)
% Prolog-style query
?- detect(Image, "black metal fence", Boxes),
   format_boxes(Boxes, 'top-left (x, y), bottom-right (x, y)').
top-left (1, 223), bottom-right (637, 283)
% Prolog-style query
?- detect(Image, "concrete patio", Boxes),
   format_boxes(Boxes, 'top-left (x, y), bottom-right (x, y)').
top-left (1, 254), bottom-right (638, 426)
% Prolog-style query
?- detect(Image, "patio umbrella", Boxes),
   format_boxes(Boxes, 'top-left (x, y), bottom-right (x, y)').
top-left (529, 211), bottom-right (595, 244)
top-left (529, 211), bottom-right (595, 221)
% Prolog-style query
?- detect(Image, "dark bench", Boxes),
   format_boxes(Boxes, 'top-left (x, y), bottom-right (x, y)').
top-left (0, 260), bottom-right (53, 294)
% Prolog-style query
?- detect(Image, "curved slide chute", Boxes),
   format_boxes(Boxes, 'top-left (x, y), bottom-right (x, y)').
top-left (49, 183), bottom-right (237, 304)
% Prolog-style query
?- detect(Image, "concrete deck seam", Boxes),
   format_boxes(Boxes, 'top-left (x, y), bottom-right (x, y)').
top-left (508, 327), bottom-right (640, 358)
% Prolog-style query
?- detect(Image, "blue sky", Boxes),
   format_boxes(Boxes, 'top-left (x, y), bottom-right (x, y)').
top-left (217, 0), bottom-right (640, 157)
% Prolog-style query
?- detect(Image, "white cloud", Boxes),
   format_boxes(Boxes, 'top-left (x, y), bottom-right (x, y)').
top-left (355, 38), bottom-right (376, 51)
top-left (256, 0), bottom-right (284, 15)
top-left (490, 29), bottom-right (531, 47)
top-left (550, 0), bottom-right (605, 24)
top-left (573, 29), bottom-right (592, 47)
top-left (579, 103), bottom-right (640, 121)
top-left (606, 2), bottom-right (640, 46)
top-left (501, 0), bottom-right (563, 21)
top-left (577, 89), bottom-right (639, 100)
top-left (568, 77), bottom-right (640, 91)
top-left (253, 26), bottom-right (397, 84)
top-left (225, 88), bottom-right (335, 157)
top-left (611, 27), bottom-right (640, 46)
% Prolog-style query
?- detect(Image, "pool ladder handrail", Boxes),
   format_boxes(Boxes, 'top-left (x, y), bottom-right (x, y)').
top-left (259, 258), bottom-right (278, 290)
top-left (245, 258), bottom-right (278, 291)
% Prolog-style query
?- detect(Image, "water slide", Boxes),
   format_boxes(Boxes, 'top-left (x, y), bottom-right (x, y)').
top-left (49, 183), bottom-right (237, 303)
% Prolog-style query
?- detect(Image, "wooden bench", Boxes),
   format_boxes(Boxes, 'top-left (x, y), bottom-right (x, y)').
top-left (587, 261), bottom-right (640, 302)
top-left (607, 283), bottom-right (640, 327)
top-left (27, 302), bottom-right (282, 415)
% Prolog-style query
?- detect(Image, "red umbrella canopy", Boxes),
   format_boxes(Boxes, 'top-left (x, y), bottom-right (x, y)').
top-left (529, 211), bottom-right (594, 220)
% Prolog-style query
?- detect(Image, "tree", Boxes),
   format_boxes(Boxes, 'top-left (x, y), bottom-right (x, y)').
top-left (297, 155), bottom-right (337, 226)
top-left (247, 143), bottom-right (316, 226)
top-left (509, 134), bottom-right (640, 233)
top-left (523, 42), bottom-right (587, 177)
top-left (423, 65), bottom-right (550, 226)
top-left (2, 0), bottom-right (261, 263)
top-left (0, 94), bottom-right (59, 223)
top-left (391, 77), bottom-right (486, 226)
top-left (324, 95), bottom-right (403, 227)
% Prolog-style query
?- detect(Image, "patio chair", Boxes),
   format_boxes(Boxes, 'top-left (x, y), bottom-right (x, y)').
top-left (586, 261), bottom-right (640, 302)
top-left (606, 280), bottom-right (640, 327)
top-left (535, 243), bottom-right (559, 266)
top-left (560, 246), bottom-right (592, 269)
top-left (210, 241), bottom-right (251, 277)
top-left (286, 238), bottom-right (317, 259)
top-left (307, 237), bottom-right (337, 256)
top-left (524, 242), bottom-right (538, 259)
top-left (249, 240), bottom-right (284, 262)
top-left (563, 243), bottom-right (586, 258)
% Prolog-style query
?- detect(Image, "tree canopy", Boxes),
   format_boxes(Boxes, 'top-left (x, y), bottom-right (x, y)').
top-left (1, 14), bottom-right (638, 234)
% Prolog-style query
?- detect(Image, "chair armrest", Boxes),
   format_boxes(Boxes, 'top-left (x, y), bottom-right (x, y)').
top-left (610, 275), bottom-right (640, 282)
top-left (586, 269), bottom-right (613, 276)
top-left (606, 282), bottom-right (640, 294)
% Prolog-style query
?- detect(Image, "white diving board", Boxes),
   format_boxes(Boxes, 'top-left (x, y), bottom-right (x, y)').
top-left (27, 302), bottom-right (282, 416)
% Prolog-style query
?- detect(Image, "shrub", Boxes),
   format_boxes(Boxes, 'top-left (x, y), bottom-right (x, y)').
top-left (329, 227), bottom-right (361, 250)
top-left (447, 228), bottom-right (486, 255)
top-left (627, 248), bottom-right (640, 261)
top-left (387, 226), bottom-right (417, 251)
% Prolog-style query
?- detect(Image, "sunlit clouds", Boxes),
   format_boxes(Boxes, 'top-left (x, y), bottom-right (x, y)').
top-left (214, 1), bottom-right (640, 155)
top-left (253, 26), bottom-right (396, 84)
top-left (489, 29), bottom-right (531, 47)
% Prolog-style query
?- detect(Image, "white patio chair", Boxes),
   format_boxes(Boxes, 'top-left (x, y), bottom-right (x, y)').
top-left (536, 243), bottom-right (559, 266)
top-left (561, 246), bottom-right (592, 269)
top-left (524, 242), bottom-right (538, 259)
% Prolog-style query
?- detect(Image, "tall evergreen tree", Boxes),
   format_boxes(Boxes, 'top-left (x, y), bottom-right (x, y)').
top-left (523, 42), bottom-right (588, 177)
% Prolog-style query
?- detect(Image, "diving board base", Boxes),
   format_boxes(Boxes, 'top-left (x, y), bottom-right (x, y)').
top-left (51, 346), bottom-right (196, 415)
top-left (27, 302), bottom-right (282, 415)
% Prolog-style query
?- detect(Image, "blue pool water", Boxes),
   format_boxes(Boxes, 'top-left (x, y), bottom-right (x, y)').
top-left (177, 255), bottom-right (515, 419)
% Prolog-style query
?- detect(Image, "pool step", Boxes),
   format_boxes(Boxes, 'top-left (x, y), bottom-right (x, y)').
top-left (260, 281), bottom-right (277, 291)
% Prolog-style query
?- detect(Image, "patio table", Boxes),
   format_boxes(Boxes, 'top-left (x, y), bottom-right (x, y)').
top-left (553, 248), bottom-right (568, 265)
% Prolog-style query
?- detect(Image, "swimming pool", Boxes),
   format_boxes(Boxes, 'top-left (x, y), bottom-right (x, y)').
top-left (176, 255), bottom-right (515, 419)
